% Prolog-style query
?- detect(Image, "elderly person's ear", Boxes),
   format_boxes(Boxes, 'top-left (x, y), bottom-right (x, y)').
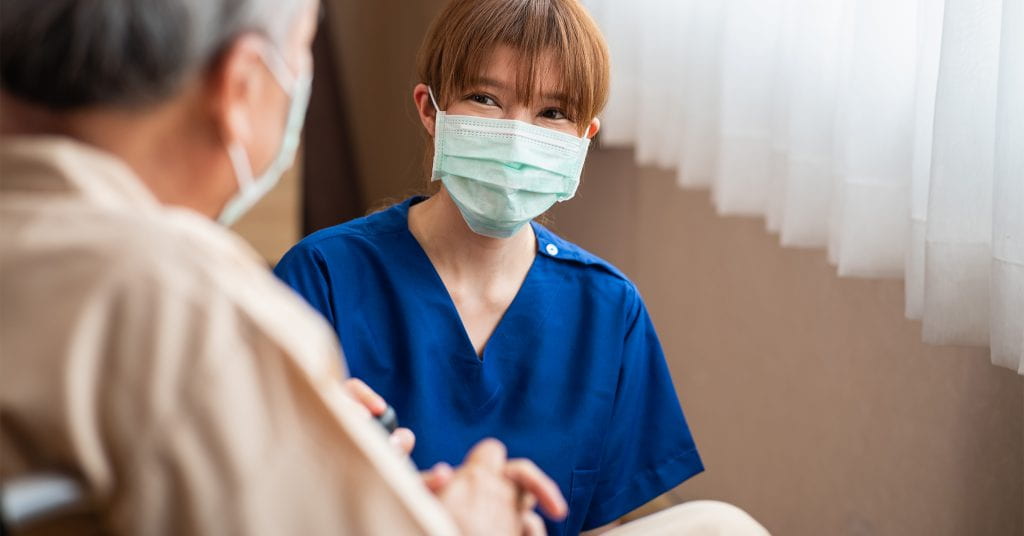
top-left (207, 35), bottom-right (270, 149)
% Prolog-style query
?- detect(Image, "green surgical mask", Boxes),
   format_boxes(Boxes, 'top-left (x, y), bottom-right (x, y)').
top-left (429, 88), bottom-right (591, 239)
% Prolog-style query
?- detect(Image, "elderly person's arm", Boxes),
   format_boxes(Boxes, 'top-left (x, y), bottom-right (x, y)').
top-left (88, 253), bottom-right (562, 535)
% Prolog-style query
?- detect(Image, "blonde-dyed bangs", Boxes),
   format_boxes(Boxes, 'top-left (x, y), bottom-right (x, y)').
top-left (417, 0), bottom-right (610, 133)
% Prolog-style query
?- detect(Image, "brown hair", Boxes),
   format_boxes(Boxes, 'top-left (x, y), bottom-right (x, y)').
top-left (416, 0), bottom-right (610, 135)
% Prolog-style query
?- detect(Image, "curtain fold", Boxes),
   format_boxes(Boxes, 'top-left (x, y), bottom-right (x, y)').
top-left (906, 0), bottom-right (946, 321)
top-left (583, 0), bottom-right (1024, 373)
top-left (923, 0), bottom-right (1002, 347)
top-left (991, 0), bottom-right (1024, 371)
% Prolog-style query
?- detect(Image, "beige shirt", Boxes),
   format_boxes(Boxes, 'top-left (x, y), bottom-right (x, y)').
top-left (0, 137), bottom-right (458, 535)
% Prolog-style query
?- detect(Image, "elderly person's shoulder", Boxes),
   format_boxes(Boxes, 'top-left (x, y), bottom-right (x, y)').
top-left (0, 136), bottom-right (333, 359)
top-left (119, 205), bottom-right (338, 363)
top-left (0, 136), bottom-right (258, 297)
top-left (111, 203), bottom-right (333, 357)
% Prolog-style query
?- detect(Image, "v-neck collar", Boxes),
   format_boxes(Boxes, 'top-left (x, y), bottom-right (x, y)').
top-left (397, 197), bottom-right (541, 364)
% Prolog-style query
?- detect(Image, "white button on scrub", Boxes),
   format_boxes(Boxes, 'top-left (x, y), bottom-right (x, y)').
top-left (546, 244), bottom-right (559, 256)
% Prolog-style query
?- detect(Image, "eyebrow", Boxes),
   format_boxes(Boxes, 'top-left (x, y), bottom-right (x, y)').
top-left (470, 77), bottom-right (568, 103)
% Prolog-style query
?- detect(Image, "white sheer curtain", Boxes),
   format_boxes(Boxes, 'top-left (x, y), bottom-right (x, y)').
top-left (583, 0), bottom-right (1024, 373)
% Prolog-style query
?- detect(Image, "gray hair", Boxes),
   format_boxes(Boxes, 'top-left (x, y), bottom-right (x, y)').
top-left (0, 0), bottom-right (307, 110)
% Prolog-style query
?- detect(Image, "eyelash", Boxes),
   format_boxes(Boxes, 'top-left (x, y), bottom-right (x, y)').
top-left (468, 93), bottom-right (499, 107)
top-left (540, 108), bottom-right (568, 121)
top-left (465, 93), bottom-right (571, 121)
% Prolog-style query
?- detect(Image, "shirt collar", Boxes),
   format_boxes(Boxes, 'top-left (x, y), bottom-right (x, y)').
top-left (0, 135), bottom-right (162, 213)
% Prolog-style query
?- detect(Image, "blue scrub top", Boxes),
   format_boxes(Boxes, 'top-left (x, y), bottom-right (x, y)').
top-left (274, 197), bottom-right (703, 535)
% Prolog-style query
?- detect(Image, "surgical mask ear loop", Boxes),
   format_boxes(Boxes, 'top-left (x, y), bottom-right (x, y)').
top-left (227, 141), bottom-right (255, 190)
top-left (261, 44), bottom-right (299, 98)
top-left (224, 45), bottom-right (297, 197)
top-left (218, 42), bottom-right (309, 226)
top-left (427, 86), bottom-right (441, 113)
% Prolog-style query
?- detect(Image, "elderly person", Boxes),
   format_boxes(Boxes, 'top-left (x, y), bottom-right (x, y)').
top-left (0, 0), bottom-right (564, 534)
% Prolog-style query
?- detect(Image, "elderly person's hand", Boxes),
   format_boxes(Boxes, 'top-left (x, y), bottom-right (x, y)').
top-left (343, 378), bottom-right (416, 455)
top-left (344, 378), bottom-right (565, 534)
top-left (424, 439), bottom-right (566, 536)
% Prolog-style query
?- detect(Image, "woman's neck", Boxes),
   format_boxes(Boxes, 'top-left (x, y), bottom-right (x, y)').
top-left (408, 188), bottom-right (536, 290)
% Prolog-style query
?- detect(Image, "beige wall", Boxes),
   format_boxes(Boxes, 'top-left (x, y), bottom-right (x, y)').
top-left (549, 147), bottom-right (1024, 535)
top-left (279, 2), bottom-right (1024, 533)
top-left (232, 156), bottom-right (301, 264)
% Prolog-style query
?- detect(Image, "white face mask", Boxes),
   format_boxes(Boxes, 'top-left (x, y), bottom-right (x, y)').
top-left (218, 43), bottom-right (312, 227)
top-left (428, 87), bottom-right (591, 239)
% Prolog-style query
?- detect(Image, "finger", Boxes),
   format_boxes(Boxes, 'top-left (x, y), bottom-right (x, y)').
top-left (464, 438), bottom-right (507, 472)
top-left (518, 489), bottom-right (538, 512)
top-left (521, 511), bottom-right (546, 536)
top-left (504, 459), bottom-right (567, 520)
top-left (423, 462), bottom-right (454, 494)
top-left (389, 427), bottom-right (416, 455)
top-left (343, 378), bottom-right (387, 415)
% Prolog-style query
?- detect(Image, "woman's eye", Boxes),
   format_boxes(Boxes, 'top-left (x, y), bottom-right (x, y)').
top-left (468, 94), bottom-right (498, 106)
top-left (541, 108), bottom-right (568, 120)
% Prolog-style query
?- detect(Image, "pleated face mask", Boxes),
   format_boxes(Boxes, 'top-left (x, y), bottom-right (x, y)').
top-left (428, 87), bottom-right (591, 239)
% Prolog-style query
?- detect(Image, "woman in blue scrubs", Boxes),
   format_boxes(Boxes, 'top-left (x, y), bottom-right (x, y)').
top-left (275, 0), bottom-right (702, 533)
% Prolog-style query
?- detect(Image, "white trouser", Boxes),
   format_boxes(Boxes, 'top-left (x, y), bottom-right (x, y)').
top-left (605, 501), bottom-right (770, 536)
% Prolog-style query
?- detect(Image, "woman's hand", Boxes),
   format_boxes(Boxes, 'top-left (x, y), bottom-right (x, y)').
top-left (426, 439), bottom-right (566, 535)
top-left (343, 378), bottom-right (416, 455)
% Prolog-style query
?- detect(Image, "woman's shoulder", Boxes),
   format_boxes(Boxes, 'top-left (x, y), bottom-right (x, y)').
top-left (532, 223), bottom-right (639, 296)
top-left (275, 199), bottom-right (418, 276)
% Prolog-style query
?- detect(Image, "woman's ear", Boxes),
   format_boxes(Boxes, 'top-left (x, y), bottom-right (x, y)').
top-left (413, 83), bottom-right (437, 137)
top-left (585, 117), bottom-right (601, 139)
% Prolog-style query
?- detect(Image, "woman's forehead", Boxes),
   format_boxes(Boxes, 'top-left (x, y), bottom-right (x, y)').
top-left (466, 45), bottom-right (568, 102)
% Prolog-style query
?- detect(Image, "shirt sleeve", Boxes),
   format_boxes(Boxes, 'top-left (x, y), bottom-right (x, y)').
top-left (583, 287), bottom-right (704, 530)
top-left (273, 241), bottom-right (337, 325)
top-left (100, 266), bottom-right (457, 536)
